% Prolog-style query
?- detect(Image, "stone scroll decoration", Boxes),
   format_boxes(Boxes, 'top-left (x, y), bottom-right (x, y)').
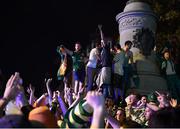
top-left (132, 28), bottom-right (155, 56)
top-left (119, 16), bottom-right (146, 32)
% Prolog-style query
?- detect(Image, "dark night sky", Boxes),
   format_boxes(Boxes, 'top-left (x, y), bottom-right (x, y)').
top-left (0, 0), bottom-right (127, 88)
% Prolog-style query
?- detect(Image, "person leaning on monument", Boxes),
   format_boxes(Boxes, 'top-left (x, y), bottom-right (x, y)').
top-left (122, 41), bottom-right (136, 98)
top-left (112, 43), bottom-right (125, 103)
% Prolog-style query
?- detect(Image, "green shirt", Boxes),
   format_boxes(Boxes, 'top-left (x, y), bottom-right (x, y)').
top-left (72, 51), bottom-right (85, 71)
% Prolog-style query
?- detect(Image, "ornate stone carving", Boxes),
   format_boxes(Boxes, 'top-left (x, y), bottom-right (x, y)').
top-left (132, 28), bottom-right (155, 56)
top-left (119, 16), bottom-right (146, 32)
top-left (116, 0), bottom-right (167, 94)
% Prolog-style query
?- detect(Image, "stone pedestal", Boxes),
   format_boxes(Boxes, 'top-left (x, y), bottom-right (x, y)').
top-left (116, 0), bottom-right (167, 94)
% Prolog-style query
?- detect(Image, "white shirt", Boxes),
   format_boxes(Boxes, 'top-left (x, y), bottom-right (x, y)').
top-left (87, 48), bottom-right (99, 68)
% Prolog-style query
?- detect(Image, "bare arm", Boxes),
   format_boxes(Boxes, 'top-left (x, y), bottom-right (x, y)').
top-left (86, 91), bottom-right (105, 129)
top-left (0, 73), bottom-right (20, 117)
top-left (146, 103), bottom-right (159, 111)
top-left (98, 24), bottom-right (105, 47)
top-left (130, 52), bottom-right (134, 65)
top-left (69, 87), bottom-right (85, 109)
top-left (64, 47), bottom-right (73, 55)
top-left (105, 114), bottom-right (121, 129)
top-left (45, 78), bottom-right (53, 105)
top-left (34, 93), bottom-right (48, 107)
top-left (65, 88), bottom-right (73, 107)
top-left (55, 91), bottom-right (67, 116)
top-left (27, 84), bottom-right (36, 105)
top-left (91, 107), bottom-right (104, 129)
top-left (0, 99), bottom-right (9, 117)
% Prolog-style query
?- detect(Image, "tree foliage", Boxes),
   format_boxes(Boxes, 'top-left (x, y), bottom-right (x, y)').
top-left (147, 0), bottom-right (180, 49)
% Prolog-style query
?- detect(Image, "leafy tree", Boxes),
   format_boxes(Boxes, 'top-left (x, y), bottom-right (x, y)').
top-left (148, 0), bottom-right (180, 50)
top-left (127, 0), bottom-right (180, 50)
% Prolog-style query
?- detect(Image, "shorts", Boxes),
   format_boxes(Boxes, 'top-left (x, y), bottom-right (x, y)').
top-left (73, 70), bottom-right (85, 83)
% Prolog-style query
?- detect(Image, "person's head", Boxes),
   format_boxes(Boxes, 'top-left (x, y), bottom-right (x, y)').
top-left (125, 93), bottom-right (140, 106)
top-left (59, 45), bottom-right (65, 53)
top-left (163, 50), bottom-right (170, 60)
top-left (75, 42), bottom-right (81, 51)
top-left (95, 42), bottom-right (101, 49)
top-left (144, 107), bottom-right (154, 120)
top-left (29, 106), bottom-right (58, 128)
top-left (114, 43), bottom-right (121, 51)
top-left (105, 97), bottom-right (114, 108)
top-left (141, 95), bottom-right (147, 104)
top-left (156, 92), bottom-right (170, 108)
top-left (149, 107), bottom-right (180, 128)
top-left (115, 108), bottom-right (126, 122)
top-left (147, 92), bottom-right (157, 104)
top-left (124, 40), bottom-right (132, 50)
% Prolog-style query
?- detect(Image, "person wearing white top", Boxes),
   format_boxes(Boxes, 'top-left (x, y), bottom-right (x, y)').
top-left (86, 42), bottom-right (101, 92)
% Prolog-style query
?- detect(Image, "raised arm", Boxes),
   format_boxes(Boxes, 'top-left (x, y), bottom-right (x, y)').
top-left (0, 73), bottom-right (19, 117)
top-left (57, 45), bottom-right (73, 56)
top-left (56, 91), bottom-right (67, 116)
top-left (34, 93), bottom-right (48, 107)
top-left (45, 78), bottom-right (53, 105)
top-left (64, 47), bottom-right (73, 55)
top-left (105, 114), bottom-right (121, 129)
top-left (27, 84), bottom-right (36, 105)
top-left (146, 103), bottom-right (159, 111)
top-left (68, 87), bottom-right (85, 109)
top-left (98, 24), bottom-right (105, 47)
top-left (86, 91), bottom-right (105, 129)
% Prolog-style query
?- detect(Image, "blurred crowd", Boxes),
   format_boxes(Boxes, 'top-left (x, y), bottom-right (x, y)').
top-left (0, 35), bottom-right (180, 128)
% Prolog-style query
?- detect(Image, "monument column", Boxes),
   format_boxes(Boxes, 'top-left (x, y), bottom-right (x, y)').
top-left (116, 0), bottom-right (167, 94)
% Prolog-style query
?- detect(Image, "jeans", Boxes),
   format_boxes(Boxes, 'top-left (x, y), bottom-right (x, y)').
top-left (102, 84), bottom-right (111, 98)
top-left (86, 67), bottom-right (97, 92)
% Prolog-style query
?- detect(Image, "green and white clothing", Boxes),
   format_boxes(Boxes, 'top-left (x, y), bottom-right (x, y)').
top-left (72, 51), bottom-right (85, 71)
top-left (125, 106), bottom-right (146, 126)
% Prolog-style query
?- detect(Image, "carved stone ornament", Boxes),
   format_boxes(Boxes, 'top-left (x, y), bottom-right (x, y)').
top-left (119, 16), bottom-right (146, 32)
top-left (132, 28), bottom-right (155, 56)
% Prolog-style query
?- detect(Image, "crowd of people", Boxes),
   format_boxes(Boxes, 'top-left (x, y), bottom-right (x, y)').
top-left (0, 34), bottom-right (180, 128)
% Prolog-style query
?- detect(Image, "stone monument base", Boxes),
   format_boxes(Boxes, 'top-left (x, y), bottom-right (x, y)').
top-left (128, 53), bottom-right (168, 95)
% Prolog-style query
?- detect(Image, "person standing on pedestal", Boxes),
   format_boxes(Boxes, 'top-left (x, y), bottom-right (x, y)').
top-left (123, 40), bottom-right (134, 98)
top-left (161, 50), bottom-right (180, 102)
top-left (99, 40), bottom-right (112, 98)
top-left (86, 42), bottom-right (101, 92)
top-left (64, 42), bottom-right (86, 95)
top-left (56, 45), bottom-right (72, 93)
top-left (112, 43), bottom-right (125, 103)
